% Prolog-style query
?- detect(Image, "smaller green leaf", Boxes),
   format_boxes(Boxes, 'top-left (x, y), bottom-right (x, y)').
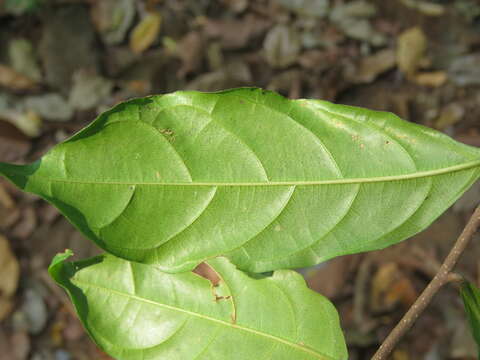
top-left (49, 251), bottom-right (347, 360)
top-left (460, 281), bottom-right (480, 357)
top-left (5, 0), bottom-right (42, 15)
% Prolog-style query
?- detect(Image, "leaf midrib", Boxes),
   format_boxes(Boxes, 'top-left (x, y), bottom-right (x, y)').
top-left (72, 279), bottom-right (334, 360)
top-left (31, 160), bottom-right (480, 187)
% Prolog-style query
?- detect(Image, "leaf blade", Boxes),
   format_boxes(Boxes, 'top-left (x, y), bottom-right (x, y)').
top-left (461, 281), bottom-right (480, 358)
top-left (49, 251), bottom-right (347, 360)
top-left (2, 88), bottom-right (480, 272)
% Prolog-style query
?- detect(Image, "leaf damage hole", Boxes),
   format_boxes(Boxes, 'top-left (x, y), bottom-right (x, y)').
top-left (194, 262), bottom-right (233, 303)
top-left (194, 262), bottom-right (221, 287)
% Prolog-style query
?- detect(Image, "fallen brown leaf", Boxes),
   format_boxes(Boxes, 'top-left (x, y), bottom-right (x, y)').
top-left (413, 71), bottom-right (447, 87)
top-left (263, 24), bottom-right (301, 68)
top-left (0, 109), bottom-right (42, 138)
top-left (0, 235), bottom-right (19, 321)
top-left (202, 14), bottom-right (270, 50)
top-left (0, 297), bottom-right (13, 322)
top-left (0, 235), bottom-right (19, 298)
top-left (371, 262), bottom-right (417, 311)
top-left (129, 11), bottom-right (162, 54)
top-left (298, 50), bottom-right (329, 71)
top-left (397, 27), bottom-right (427, 77)
top-left (0, 122), bottom-right (31, 173)
top-left (0, 184), bottom-right (14, 209)
top-left (353, 48), bottom-right (396, 83)
top-left (399, 0), bottom-right (445, 16)
top-left (0, 64), bottom-right (37, 91)
top-left (435, 103), bottom-right (464, 130)
top-left (176, 32), bottom-right (204, 78)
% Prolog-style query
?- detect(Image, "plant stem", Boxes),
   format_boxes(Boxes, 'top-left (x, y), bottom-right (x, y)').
top-left (372, 205), bottom-right (480, 360)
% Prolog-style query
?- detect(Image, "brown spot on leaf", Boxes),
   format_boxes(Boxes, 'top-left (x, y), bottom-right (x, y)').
top-left (160, 128), bottom-right (175, 143)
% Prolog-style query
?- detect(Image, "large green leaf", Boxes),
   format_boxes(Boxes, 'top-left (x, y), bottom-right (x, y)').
top-left (460, 281), bottom-right (480, 357)
top-left (1, 88), bottom-right (480, 272)
top-left (49, 251), bottom-right (347, 360)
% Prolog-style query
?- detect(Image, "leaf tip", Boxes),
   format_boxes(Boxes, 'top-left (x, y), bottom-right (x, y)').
top-left (48, 249), bottom-right (74, 279)
top-left (0, 161), bottom-right (37, 189)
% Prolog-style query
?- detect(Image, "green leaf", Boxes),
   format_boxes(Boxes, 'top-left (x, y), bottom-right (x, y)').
top-left (1, 88), bottom-right (480, 273)
top-left (460, 281), bottom-right (480, 357)
top-left (5, 0), bottom-right (42, 15)
top-left (49, 251), bottom-right (348, 360)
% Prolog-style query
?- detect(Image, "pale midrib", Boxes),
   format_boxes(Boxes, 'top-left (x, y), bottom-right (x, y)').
top-left (72, 279), bottom-right (333, 360)
top-left (34, 160), bottom-right (480, 187)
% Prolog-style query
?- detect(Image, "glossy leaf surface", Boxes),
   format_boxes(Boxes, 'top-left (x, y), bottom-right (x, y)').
top-left (49, 251), bottom-right (347, 360)
top-left (461, 281), bottom-right (480, 357)
top-left (1, 88), bottom-right (480, 272)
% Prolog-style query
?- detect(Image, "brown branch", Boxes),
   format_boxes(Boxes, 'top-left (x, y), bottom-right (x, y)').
top-left (372, 205), bottom-right (480, 360)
